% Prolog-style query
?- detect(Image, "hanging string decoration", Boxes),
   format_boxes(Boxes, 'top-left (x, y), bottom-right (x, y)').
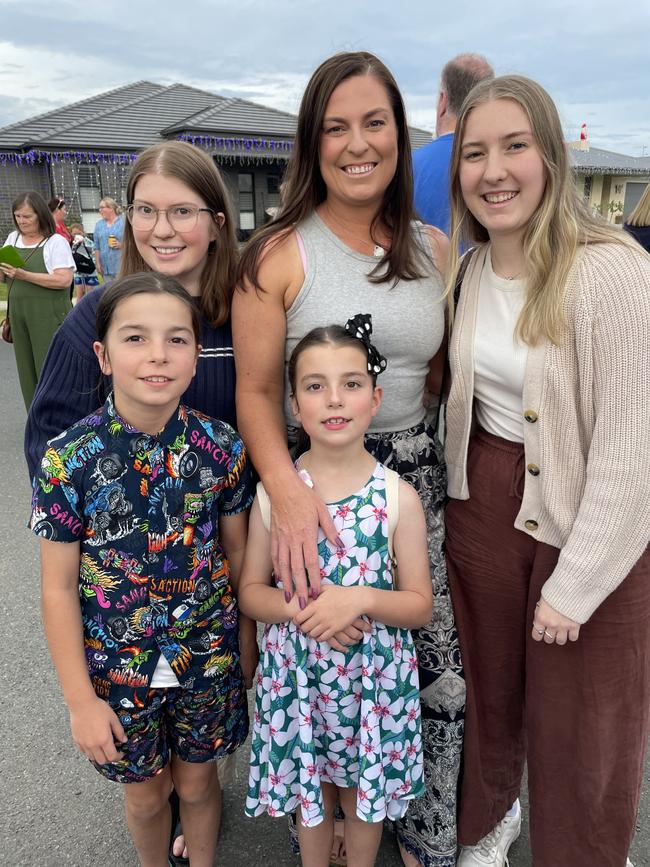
top-left (0, 150), bottom-right (141, 166)
top-left (0, 137), bottom-right (293, 172)
top-left (179, 133), bottom-right (293, 165)
top-left (177, 133), bottom-right (293, 154)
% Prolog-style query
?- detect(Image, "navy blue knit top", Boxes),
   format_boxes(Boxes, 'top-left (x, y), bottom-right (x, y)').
top-left (25, 286), bottom-right (236, 478)
top-left (624, 223), bottom-right (650, 254)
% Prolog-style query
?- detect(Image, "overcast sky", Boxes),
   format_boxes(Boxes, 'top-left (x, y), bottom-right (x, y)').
top-left (1, 0), bottom-right (648, 156)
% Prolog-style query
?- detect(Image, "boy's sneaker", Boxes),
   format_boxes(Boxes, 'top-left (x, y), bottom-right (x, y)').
top-left (457, 799), bottom-right (522, 866)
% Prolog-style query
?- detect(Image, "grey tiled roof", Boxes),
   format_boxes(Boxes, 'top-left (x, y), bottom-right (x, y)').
top-left (569, 145), bottom-right (650, 175)
top-left (0, 80), bottom-right (440, 157)
top-left (44, 84), bottom-right (220, 149)
top-left (0, 81), bottom-right (164, 148)
top-left (0, 82), bottom-right (294, 151)
top-left (162, 97), bottom-right (297, 138)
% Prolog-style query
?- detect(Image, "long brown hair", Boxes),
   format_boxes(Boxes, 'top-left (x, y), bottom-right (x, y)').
top-left (119, 141), bottom-right (238, 327)
top-left (239, 51), bottom-right (427, 291)
top-left (447, 75), bottom-right (638, 345)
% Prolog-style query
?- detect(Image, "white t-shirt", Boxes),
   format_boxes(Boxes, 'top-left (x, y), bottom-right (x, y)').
top-left (473, 254), bottom-right (528, 443)
top-left (150, 652), bottom-right (181, 688)
top-left (4, 231), bottom-right (75, 273)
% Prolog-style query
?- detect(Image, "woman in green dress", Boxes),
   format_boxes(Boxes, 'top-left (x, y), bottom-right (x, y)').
top-left (1, 192), bottom-right (74, 409)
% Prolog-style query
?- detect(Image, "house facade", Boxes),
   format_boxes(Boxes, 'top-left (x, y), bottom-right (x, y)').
top-left (0, 82), bottom-right (299, 240)
top-left (568, 142), bottom-right (650, 223)
top-left (0, 81), bottom-right (433, 241)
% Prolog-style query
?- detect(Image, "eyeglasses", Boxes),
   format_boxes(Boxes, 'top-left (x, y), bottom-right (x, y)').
top-left (126, 203), bottom-right (215, 232)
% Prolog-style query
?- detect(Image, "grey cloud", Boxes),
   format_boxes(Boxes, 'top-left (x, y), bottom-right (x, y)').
top-left (1, 0), bottom-right (649, 155)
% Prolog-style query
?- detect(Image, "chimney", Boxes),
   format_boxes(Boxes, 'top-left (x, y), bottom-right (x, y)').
top-left (568, 123), bottom-right (590, 151)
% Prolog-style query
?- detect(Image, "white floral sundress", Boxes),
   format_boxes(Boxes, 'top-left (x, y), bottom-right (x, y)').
top-left (245, 462), bottom-right (424, 827)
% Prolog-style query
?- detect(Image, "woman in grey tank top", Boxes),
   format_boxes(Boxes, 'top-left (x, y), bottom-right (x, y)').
top-left (234, 52), bottom-right (464, 867)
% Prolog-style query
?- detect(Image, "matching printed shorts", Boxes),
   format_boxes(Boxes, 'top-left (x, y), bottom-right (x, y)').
top-left (93, 670), bottom-right (248, 784)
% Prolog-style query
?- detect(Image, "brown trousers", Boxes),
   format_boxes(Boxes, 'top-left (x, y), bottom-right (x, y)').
top-left (446, 429), bottom-right (650, 867)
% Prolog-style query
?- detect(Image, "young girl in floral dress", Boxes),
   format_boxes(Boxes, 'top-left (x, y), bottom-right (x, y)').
top-left (239, 316), bottom-right (433, 867)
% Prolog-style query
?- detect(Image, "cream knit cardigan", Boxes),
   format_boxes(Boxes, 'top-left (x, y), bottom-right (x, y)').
top-left (445, 242), bottom-right (650, 623)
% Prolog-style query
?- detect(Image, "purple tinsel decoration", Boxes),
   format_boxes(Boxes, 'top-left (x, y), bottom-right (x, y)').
top-left (0, 135), bottom-right (293, 169)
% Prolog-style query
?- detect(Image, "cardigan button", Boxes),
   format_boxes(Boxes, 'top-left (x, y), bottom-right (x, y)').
top-left (524, 409), bottom-right (538, 423)
top-left (525, 519), bottom-right (539, 531)
top-left (527, 463), bottom-right (540, 476)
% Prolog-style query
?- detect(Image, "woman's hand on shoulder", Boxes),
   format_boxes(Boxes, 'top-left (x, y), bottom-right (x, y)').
top-left (269, 474), bottom-right (339, 608)
top-left (531, 597), bottom-right (581, 646)
top-left (423, 224), bottom-right (450, 276)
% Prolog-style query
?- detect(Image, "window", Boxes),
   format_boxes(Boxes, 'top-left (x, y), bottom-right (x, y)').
top-left (238, 173), bottom-right (255, 232)
top-left (78, 166), bottom-right (101, 232)
top-left (267, 175), bottom-right (280, 194)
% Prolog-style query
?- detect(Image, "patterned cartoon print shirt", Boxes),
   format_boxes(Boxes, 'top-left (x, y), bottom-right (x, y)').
top-left (30, 395), bottom-right (254, 705)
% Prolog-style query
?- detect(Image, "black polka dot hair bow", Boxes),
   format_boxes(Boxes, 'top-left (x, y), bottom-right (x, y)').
top-left (344, 313), bottom-right (388, 376)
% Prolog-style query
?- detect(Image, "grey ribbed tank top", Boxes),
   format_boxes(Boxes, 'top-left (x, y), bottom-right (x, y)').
top-left (284, 211), bottom-right (445, 432)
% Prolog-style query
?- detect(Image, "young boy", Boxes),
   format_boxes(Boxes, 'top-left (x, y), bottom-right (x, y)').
top-left (30, 274), bottom-right (255, 866)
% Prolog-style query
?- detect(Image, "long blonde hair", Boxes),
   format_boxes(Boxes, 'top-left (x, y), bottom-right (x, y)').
top-left (447, 75), bottom-right (638, 346)
top-left (626, 183), bottom-right (650, 227)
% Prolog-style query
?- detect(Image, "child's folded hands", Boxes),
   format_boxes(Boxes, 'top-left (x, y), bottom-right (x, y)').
top-left (292, 584), bottom-right (369, 644)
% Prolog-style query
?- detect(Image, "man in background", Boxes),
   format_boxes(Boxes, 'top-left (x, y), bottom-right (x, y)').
top-left (413, 53), bottom-right (494, 235)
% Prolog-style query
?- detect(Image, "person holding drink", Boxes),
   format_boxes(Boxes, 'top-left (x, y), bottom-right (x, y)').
top-left (93, 197), bottom-right (125, 280)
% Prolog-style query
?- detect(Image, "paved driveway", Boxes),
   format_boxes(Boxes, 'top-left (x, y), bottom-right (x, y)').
top-left (0, 339), bottom-right (646, 866)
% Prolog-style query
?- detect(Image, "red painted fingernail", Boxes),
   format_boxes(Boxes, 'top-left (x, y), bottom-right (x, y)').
top-left (335, 536), bottom-right (344, 548)
top-left (299, 596), bottom-right (307, 610)
top-left (311, 586), bottom-right (319, 600)
top-left (284, 590), bottom-right (291, 604)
